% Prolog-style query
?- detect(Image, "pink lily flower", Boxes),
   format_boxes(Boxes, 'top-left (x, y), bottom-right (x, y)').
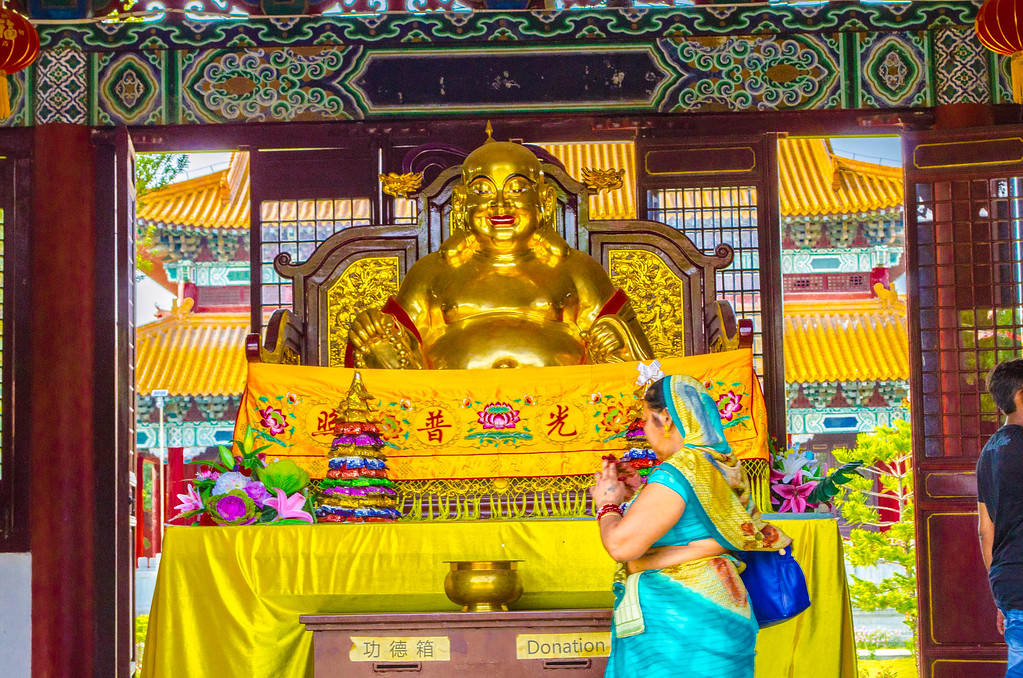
top-left (171, 484), bottom-right (203, 520)
top-left (774, 479), bottom-right (818, 513)
top-left (266, 488), bottom-right (314, 524)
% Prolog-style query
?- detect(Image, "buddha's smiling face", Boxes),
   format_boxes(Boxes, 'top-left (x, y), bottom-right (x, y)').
top-left (461, 142), bottom-right (547, 255)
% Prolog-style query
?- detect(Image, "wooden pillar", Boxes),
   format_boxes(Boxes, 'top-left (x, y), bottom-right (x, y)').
top-left (28, 124), bottom-right (97, 677)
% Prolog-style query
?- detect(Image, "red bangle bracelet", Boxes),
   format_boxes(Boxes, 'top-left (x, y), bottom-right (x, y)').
top-left (595, 503), bottom-right (624, 521)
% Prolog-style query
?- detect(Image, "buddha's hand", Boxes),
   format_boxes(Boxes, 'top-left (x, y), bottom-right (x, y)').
top-left (348, 309), bottom-right (421, 369)
top-left (587, 316), bottom-right (628, 364)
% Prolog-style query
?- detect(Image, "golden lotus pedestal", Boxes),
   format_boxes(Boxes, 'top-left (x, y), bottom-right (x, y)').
top-left (299, 609), bottom-right (612, 677)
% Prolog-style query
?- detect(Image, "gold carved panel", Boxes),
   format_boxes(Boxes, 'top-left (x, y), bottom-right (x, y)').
top-left (608, 249), bottom-right (686, 358)
top-left (326, 256), bottom-right (401, 367)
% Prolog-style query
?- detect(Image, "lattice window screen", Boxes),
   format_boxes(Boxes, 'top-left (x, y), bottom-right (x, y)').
top-left (915, 177), bottom-right (1023, 457)
top-left (259, 198), bottom-right (371, 312)
top-left (394, 197), bottom-right (417, 226)
top-left (647, 186), bottom-right (763, 371)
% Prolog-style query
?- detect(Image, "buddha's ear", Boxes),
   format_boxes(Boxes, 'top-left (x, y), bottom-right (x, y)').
top-left (450, 184), bottom-right (467, 236)
top-left (538, 182), bottom-right (557, 228)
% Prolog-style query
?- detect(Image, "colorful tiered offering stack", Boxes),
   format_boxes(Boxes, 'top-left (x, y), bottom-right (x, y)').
top-left (315, 373), bottom-right (401, 523)
top-left (621, 418), bottom-right (658, 483)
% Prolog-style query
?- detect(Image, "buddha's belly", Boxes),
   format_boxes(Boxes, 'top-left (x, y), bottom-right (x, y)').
top-left (423, 315), bottom-right (587, 369)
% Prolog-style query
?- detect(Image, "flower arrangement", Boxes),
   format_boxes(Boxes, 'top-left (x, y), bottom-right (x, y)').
top-left (172, 426), bottom-right (315, 526)
top-left (769, 441), bottom-right (864, 514)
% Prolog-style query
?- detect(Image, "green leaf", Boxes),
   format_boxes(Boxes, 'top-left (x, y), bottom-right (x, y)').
top-left (256, 459), bottom-right (310, 495)
top-left (218, 445), bottom-right (235, 470)
top-left (807, 461), bottom-right (864, 503)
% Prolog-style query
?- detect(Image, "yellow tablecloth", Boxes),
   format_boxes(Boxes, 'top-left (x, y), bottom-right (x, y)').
top-left (142, 515), bottom-right (855, 678)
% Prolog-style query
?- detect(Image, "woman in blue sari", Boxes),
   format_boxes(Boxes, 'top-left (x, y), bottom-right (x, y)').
top-left (590, 374), bottom-right (790, 678)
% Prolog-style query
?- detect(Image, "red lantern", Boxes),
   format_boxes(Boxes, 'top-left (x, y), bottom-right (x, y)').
top-left (977, 0), bottom-right (1023, 103)
top-left (0, 7), bottom-right (38, 118)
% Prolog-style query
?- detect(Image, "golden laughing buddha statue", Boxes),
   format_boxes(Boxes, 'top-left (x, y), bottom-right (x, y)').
top-left (347, 137), bottom-right (653, 370)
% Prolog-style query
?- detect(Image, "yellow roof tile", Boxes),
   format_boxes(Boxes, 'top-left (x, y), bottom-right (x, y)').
top-left (140, 141), bottom-right (900, 232)
top-left (778, 138), bottom-right (903, 216)
top-left (136, 152), bottom-right (250, 231)
top-left (784, 299), bottom-right (908, 383)
top-left (136, 311), bottom-right (250, 396)
top-left (538, 142), bottom-right (636, 220)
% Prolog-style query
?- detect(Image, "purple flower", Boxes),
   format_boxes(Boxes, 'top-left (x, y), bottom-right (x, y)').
top-left (244, 481), bottom-right (271, 508)
top-left (215, 494), bottom-right (250, 522)
top-left (477, 403), bottom-right (520, 430)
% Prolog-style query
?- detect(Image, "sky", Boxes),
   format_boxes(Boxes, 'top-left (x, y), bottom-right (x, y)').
top-left (827, 136), bottom-right (902, 167)
top-left (135, 151), bottom-right (235, 326)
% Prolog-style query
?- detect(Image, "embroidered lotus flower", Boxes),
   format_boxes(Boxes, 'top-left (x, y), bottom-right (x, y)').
top-left (477, 403), bottom-right (520, 430)
top-left (378, 409), bottom-right (406, 441)
top-left (286, 392), bottom-right (299, 405)
top-left (599, 400), bottom-right (630, 433)
top-left (716, 391), bottom-right (743, 421)
top-left (259, 405), bottom-right (287, 436)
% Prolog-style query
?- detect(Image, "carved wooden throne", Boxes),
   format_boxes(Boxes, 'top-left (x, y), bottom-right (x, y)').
top-left (246, 161), bottom-right (751, 368)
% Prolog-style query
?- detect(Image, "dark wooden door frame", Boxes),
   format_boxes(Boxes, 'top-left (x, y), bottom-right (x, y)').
top-left (93, 126), bottom-right (138, 678)
top-left (0, 128), bottom-right (33, 554)
top-left (903, 126), bottom-right (1023, 678)
top-left (635, 132), bottom-right (786, 444)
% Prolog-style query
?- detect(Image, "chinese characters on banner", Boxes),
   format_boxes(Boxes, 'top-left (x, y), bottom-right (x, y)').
top-left (236, 350), bottom-right (767, 481)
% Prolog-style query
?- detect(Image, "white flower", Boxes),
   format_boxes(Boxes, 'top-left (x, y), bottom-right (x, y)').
top-left (779, 450), bottom-right (812, 484)
top-left (212, 471), bottom-right (250, 496)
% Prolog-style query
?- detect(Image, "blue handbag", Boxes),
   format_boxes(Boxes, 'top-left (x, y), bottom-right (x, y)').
top-left (736, 545), bottom-right (811, 628)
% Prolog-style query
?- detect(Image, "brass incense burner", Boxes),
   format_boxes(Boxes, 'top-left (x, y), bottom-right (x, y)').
top-left (443, 560), bottom-right (523, 612)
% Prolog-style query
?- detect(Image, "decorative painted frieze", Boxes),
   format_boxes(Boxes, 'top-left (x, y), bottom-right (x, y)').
top-left (4, 2), bottom-right (990, 126)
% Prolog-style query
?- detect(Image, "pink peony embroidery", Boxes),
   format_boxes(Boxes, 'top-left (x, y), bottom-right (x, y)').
top-left (477, 403), bottom-right (521, 430)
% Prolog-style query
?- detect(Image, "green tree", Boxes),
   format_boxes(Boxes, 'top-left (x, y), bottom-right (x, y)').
top-left (136, 153), bottom-right (189, 196)
top-left (135, 153), bottom-right (189, 276)
top-left (831, 419), bottom-right (916, 645)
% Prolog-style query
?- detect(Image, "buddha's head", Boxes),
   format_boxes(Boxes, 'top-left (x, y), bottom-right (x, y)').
top-left (451, 139), bottom-right (558, 257)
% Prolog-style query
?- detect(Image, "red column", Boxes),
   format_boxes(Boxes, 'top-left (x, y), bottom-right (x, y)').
top-left (28, 124), bottom-right (97, 677)
top-left (166, 447), bottom-right (187, 527)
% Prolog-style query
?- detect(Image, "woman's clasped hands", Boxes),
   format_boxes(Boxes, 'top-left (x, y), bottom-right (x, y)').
top-left (590, 455), bottom-right (627, 508)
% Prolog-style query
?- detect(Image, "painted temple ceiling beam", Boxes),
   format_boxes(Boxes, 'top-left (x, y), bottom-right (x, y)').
top-left (13, 2), bottom-right (1006, 127)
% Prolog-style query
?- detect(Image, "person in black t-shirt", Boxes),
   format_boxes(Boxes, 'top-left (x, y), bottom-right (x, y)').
top-left (978, 359), bottom-right (1023, 678)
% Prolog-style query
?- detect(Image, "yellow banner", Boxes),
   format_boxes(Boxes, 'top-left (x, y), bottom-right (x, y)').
top-left (235, 350), bottom-right (767, 480)
top-left (516, 633), bottom-right (611, 659)
top-left (349, 636), bottom-right (450, 662)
